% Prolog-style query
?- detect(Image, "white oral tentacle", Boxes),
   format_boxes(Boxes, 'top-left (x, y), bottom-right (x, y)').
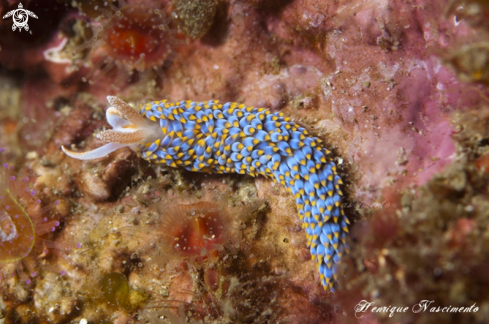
top-left (61, 143), bottom-right (127, 160)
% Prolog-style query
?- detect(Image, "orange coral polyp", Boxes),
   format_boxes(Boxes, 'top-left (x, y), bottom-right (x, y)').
top-left (162, 202), bottom-right (230, 258)
top-left (107, 28), bottom-right (158, 57)
top-left (100, 6), bottom-right (172, 69)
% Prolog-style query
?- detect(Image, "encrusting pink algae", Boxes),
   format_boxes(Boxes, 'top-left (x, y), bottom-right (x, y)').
top-left (1, 0), bottom-right (489, 323)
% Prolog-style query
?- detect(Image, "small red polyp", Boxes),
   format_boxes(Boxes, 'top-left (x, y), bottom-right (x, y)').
top-left (161, 202), bottom-right (231, 258)
top-left (99, 6), bottom-right (173, 71)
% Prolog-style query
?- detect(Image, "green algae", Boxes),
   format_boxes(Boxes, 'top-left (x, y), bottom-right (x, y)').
top-left (101, 272), bottom-right (149, 312)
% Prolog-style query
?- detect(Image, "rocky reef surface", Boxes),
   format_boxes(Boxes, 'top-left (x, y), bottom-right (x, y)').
top-left (1, 0), bottom-right (489, 323)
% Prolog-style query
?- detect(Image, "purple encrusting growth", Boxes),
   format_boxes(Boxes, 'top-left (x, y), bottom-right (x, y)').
top-left (62, 96), bottom-right (350, 290)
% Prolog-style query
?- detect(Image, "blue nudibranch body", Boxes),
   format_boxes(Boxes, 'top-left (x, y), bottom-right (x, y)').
top-left (62, 96), bottom-right (349, 290)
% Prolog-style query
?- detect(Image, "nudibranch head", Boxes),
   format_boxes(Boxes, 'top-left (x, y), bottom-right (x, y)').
top-left (61, 96), bottom-right (161, 160)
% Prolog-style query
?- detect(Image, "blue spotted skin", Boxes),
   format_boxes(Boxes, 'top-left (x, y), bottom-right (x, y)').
top-left (138, 99), bottom-right (349, 290)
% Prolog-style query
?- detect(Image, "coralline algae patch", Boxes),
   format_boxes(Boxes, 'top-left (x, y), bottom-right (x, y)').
top-left (335, 103), bottom-right (489, 324)
top-left (266, 1), bottom-right (470, 198)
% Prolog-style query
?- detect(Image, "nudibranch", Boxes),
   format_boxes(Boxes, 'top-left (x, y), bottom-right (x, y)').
top-left (62, 96), bottom-right (349, 290)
